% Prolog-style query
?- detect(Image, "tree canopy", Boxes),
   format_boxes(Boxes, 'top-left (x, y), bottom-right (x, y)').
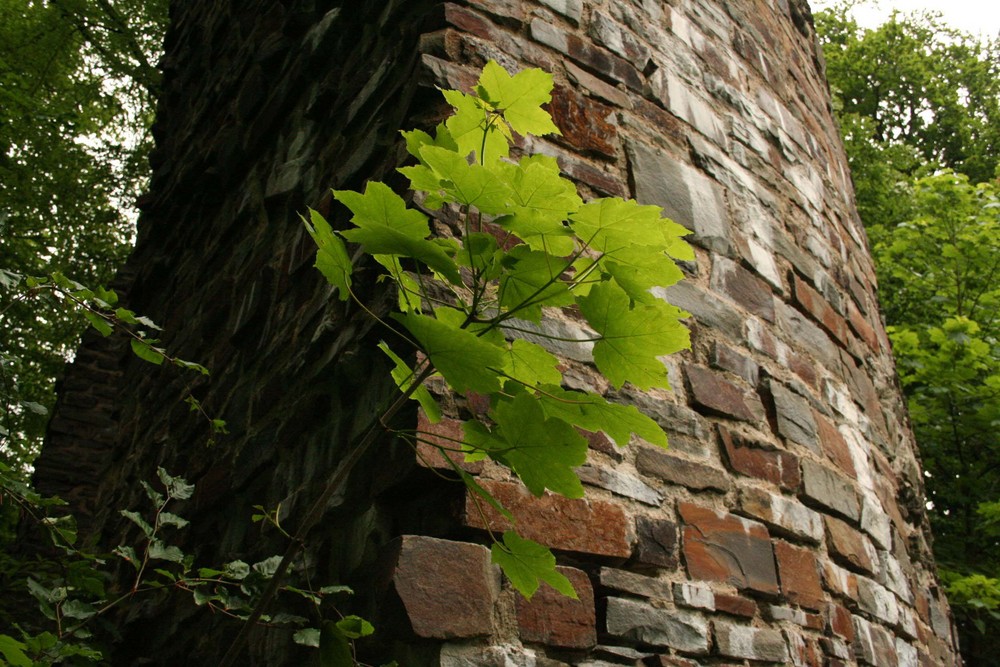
top-left (817, 3), bottom-right (1000, 661)
top-left (0, 0), bottom-right (167, 469)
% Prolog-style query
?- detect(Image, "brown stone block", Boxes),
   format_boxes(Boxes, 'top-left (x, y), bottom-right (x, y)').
top-left (774, 540), bottom-right (825, 611)
top-left (685, 364), bottom-right (764, 422)
top-left (715, 592), bottom-right (758, 618)
top-left (679, 502), bottom-right (779, 595)
top-left (718, 425), bottom-right (800, 491)
top-left (515, 566), bottom-right (596, 649)
top-left (463, 479), bottom-right (631, 557)
top-left (711, 256), bottom-right (775, 322)
top-left (633, 515), bottom-right (679, 568)
top-left (388, 535), bottom-right (499, 639)
top-left (814, 412), bottom-right (856, 477)
top-left (793, 274), bottom-right (849, 345)
top-left (824, 516), bottom-right (877, 575)
top-left (635, 446), bottom-right (731, 492)
top-left (550, 84), bottom-right (618, 158)
top-left (415, 411), bottom-right (483, 473)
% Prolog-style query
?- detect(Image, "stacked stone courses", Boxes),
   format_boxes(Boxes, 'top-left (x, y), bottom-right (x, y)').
top-left (34, 0), bottom-right (961, 664)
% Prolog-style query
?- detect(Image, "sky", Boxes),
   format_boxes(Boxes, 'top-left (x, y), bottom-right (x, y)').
top-left (812, 0), bottom-right (1000, 39)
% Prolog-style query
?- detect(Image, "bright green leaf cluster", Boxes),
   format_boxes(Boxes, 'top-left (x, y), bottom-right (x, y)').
top-left (308, 61), bottom-right (691, 599)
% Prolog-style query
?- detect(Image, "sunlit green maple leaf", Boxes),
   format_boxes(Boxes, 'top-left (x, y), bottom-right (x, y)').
top-left (604, 246), bottom-right (685, 304)
top-left (414, 145), bottom-right (512, 214)
top-left (303, 208), bottom-right (352, 300)
top-left (478, 60), bottom-right (560, 138)
top-left (503, 339), bottom-right (562, 387)
top-left (395, 313), bottom-right (505, 394)
top-left (492, 155), bottom-right (580, 255)
top-left (491, 531), bottom-right (576, 600)
top-left (467, 391), bottom-right (587, 497)
top-left (578, 281), bottom-right (689, 390)
top-left (535, 385), bottom-right (667, 447)
top-left (442, 89), bottom-right (510, 163)
top-left (335, 182), bottom-right (461, 284)
top-left (498, 246), bottom-right (574, 321)
top-left (570, 197), bottom-right (665, 253)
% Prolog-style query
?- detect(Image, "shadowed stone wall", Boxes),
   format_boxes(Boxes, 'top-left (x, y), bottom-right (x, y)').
top-left (35, 0), bottom-right (962, 664)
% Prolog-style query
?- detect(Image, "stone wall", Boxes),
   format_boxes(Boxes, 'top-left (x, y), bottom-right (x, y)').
top-left (34, 0), bottom-right (961, 665)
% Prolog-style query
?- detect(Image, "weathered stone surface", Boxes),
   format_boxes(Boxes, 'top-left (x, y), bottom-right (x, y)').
top-left (578, 464), bottom-right (662, 505)
top-left (679, 502), bottom-right (779, 594)
top-left (775, 540), bottom-right (825, 611)
top-left (740, 486), bottom-right (824, 543)
top-left (857, 576), bottom-right (900, 626)
top-left (635, 446), bottom-right (731, 492)
top-left (605, 597), bottom-right (709, 654)
top-left (719, 426), bottom-right (800, 491)
top-left (415, 411), bottom-right (483, 472)
top-left (464, 480), bottom-right (631, 557)
top-left (825, 516), bottom-right (878, 575)
top-left (714, 621), bottom-right (789, 662)
top-left (550, 84), bottom-right (618, 158)
top-left (823, 560), bottom-right (860, 601)
top-left (764, 605), bottom-right (825, 630)
top-left (626, 140), bottom-right (731, 254)
top-left (711, 342), bottom-right (760, 385)
top-left (827, 603), bottom-right (855, 641)
top-left (516, 567), bottom-right (596, 649)
top-left (599, 567), bottom-right (672, 600)
top-left (389, 536), bottom-right (499, 639)
top-left (685, 364), bottom-right (764, 422)
top-left (440, 643), bottom-right (539, 667)
top-left (793, 274), bottom-right (849, 344)
top-left (801, 459), bottom-right (860, 521)
top-left (815, 412), bottom-right (856, 477)
top-left (673, 582), bottom-right (715, 610)
top-left (769, 381), bottom-right (819, 451)
top-left (711, 255), bottom-right (775, 321)
top-left (853, 615), bottom-right (899, 666)
top-left (633, 515), bottom-right (679, 568)
top-left (715, 592), bottom-right (758, 618)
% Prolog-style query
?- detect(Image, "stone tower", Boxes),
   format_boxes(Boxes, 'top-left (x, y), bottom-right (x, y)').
top-left (35, 0), bottom-right (962, 664)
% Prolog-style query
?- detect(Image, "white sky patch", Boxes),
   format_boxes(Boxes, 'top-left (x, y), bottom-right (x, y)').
top-left (811, 0), bottom-right (1000, 39)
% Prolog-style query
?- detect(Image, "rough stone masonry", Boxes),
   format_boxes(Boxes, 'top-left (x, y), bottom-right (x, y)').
top-left (34, 0), bottom-right (962, 665)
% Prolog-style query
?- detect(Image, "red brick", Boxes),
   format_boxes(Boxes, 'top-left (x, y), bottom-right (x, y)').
top-left (516, 566), bottom-right (596, 649)
top-left (685, 365), bottom-right (764, 423)
top-left (464, 479), bottom-right (631, 557)
top-left (774, 541), bottom-right (825, 611)
top-left (823, 560), bottom-right (859, 602)
top-left (679, 502), bottom-right (779, 595)
top-left (550, 84), bottom-right (618, 158)
top-left (793, 274), bottom-right (849, 345)
top-left (389, 535), bottom-right (498, 639)
top-left (715, 593), bottom-right (758, 618)
top-left (814, 413), bottom-right (856, 477)
top-left (718, 425), bottom-right (800, 491)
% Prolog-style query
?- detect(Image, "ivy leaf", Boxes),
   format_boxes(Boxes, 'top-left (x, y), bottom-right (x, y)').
top-left (468, 391), bottom-right (587, 497)
top-left (504, 339), bottom-right (562, 387)
top-left (377, 341), bottom-right (441, 423)
top-left (578, 281), bottom-right (689, 390)
top-left (491, 531), bottom-right (576, 600)
top-left (303, 208), bottom-right (352, 300)
top-left (478, 61), bottom-right (560, 138)
top-left (498, 246), bottom-right (574, 321)
top-left (395, 313), bottom-right (506, 394)
top-left (442, 89), bottom-right (510, 163)
top-left (535, 385), bottom-right (667, 447)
